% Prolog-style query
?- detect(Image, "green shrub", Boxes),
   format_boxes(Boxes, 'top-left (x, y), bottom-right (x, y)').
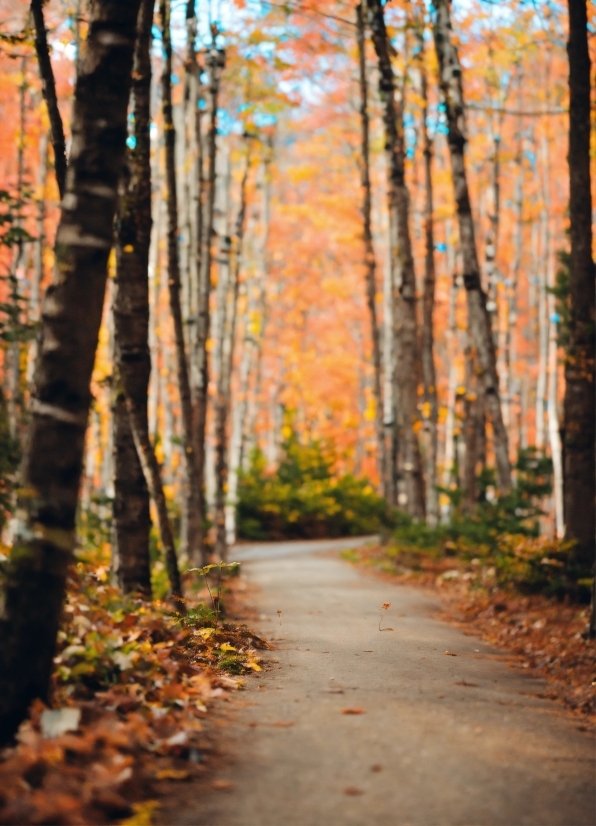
top-left (237, 431), bottom-right (386, 540)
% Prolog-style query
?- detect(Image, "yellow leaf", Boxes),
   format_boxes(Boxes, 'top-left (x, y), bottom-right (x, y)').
top-left (220, 643), bottom-right (236, 652)
top-left (197, 627), bottom-right (216, 639)
top-left (119, 800), bottom-right (160, 826)
top-left (246, 659), bottom-right (262, 671)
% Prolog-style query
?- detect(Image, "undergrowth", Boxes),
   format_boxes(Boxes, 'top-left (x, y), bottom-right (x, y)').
top-left (238, 428), bottom-right (387, 540)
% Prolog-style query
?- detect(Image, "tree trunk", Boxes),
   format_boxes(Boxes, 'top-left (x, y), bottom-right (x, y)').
top-left (27, 131), bottom-right (49, 386)
top-left (417, 23), bottom-right (439, 526)
top-left (0, 0), bottom-right (141, 746)
top-left (31, 0), bottom-right (67, 200)
top-left (125, 397), bottom-right (183, 609)
top-left (506, 93), bottom-right (524, 455)
top-left (367, 0), bottom-right (425, 519)
top-left (194, 40), bottom-right (225, 562)
top-left (431, 0), bottom-right (511, 492)
top-left (160, 0), bottom-right (201, 562)
top-left (564, 0), bottom-right (595, 574)
top-left (215, 155), bottom-right (250, 559)
top-left (356, 3), bottom-right (385, 499)
top-left (112, 0), bottom-right (154, 598)
top-left (535, 203), bottom-right (548, 450)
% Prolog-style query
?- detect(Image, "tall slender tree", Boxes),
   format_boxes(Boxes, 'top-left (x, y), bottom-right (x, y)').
top-left (416, 15), bottom-right (439, 525)
top-left (563, 0), bottom-right (595, 575)
top-left (356, 3), bottom-right (386, 500)
top-left (367, 0), bottom-right (425, 518)
top-left (194, 36), bottom-right (225, 562)
top-left (0, 0), bottom-right (142, 745)
top-left (112, 0), bottom-right (154, 597)
top-left (431, 0), bottom-right (511, 492)
top-left (160, 0), bottom-right (201, 562)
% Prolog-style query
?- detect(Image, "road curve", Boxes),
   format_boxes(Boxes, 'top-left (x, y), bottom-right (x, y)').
top-left (169, 537), bottom-right (595, 826)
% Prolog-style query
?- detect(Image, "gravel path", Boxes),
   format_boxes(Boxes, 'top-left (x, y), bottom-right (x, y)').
top-left (174, 538), bottom-right (595, 826)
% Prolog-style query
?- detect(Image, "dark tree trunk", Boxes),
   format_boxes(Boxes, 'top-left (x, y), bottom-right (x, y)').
top-left (160, 0), bottom-right (202, 562)
top-left (125, 397), bottom-right (184, 609)
top-left (0, 0), bottom-right (141, 745)
top-left (431, 0), bottom-right (511, 492)
top-left (367, 0), bottom-right (425, 519)
top-left (356, 4), bottom-right (386, 500)
top-left (31, 0), bottom-right (67, 199)
top-left (417, 22), bottom-right (439, 526)
top-left (194, 41), bottom-right (225, 562)
top-left (564, 0), bottom-right (595, 574)
top-left (112, 0), bottom-right (154, 598)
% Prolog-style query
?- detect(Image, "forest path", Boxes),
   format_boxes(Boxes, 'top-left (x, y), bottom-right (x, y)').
top-left (173, 538), bottom-right (595, 826)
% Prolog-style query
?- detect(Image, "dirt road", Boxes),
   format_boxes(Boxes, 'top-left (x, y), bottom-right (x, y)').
top-left (174, 538), bottom-right (595, 826)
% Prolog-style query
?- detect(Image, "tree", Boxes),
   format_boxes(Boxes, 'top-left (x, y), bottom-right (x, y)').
top-left (194, 36), bottom-right (225, 562)
top-left (112, 0), bottom-right (154, 597)
top-left (0, 0), bottom-right (142, 745)
top-left (367, 0), bottom-right (425, 518)
top-left (416, 13), bottom-right (439, 526)
top-left (355, 3), bottom-right (386, 502)
top-left (159, 0), bottom-right (202, 563)
top-left (431, 0), bottom-right (511, 493)
top-left (563, 0), bottom-right (595, 573)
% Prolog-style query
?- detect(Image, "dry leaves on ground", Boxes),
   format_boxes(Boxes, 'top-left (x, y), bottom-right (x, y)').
top-left (0, 563), bottom-right (269, 825)
top-left (346, 544), bottom-right (596, 723)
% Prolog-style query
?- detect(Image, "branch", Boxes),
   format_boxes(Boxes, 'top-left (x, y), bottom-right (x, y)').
top-left (30, 0), bottom-right (67, 198)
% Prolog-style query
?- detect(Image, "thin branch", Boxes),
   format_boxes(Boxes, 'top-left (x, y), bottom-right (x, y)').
top-left (30, 0), bottom-right (67, 198)
top-left (466, 102), bottom-right (567, 117)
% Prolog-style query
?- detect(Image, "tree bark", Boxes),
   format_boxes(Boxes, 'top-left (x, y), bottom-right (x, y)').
top-left (160, 0), bottom-right (201, 563)
top-left (564, 0), bottom-right (595, 571)
top-left (194, 40), bottom-right (225, 562)
top-left (112, 0), bottom-right (154, 598)
top-left (0, 0), bottom-right (141, 746)
top-left (30, 0), bottom-right (67, 200)
top-left (356, 3), bottom-right (385, 500)
top-left (431, 0), bottom-right (511, 492)
top-left (125, 397), bottom-right (183, 609)
top-left (367, 0), bottom-right (425, 518)
top-left (417, 22), bottom-right (439, 526)
top-left (215, 155), bottom-right (250, 559)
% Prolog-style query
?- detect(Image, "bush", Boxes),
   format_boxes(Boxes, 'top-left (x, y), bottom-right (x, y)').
top-left (237, 433), bottom-right (387, 540)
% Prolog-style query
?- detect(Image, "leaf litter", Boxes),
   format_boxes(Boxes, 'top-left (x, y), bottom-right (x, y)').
top-left (0, 561), bottom-right (270, 825)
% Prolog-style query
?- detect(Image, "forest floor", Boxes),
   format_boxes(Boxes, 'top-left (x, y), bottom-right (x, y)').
top-left (163, 537), bottom-right (595, 826)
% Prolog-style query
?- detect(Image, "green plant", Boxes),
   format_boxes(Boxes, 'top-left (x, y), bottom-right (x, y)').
top-left (237, 426), bottom-right (387, 540)
top-left (188, 561), bottom-right (241, 627)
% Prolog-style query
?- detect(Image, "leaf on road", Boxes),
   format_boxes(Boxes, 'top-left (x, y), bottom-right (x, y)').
top-left (455, 680), bottom-right (478, 687)
top-left (344, 787), bottom-right (364, 796)
top-left (444, 650), bottom-right (457, 656)
top-left (341, 707), bottom-right (364, 714)
top-left (155, 769), bottom-right (190, 781)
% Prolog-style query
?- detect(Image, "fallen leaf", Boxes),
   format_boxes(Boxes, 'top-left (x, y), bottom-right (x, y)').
top-left (344, 787), bottom-right (364, 796)
top-left (40, 707), bottom-right (81, 738)
top-left (370, 764), bottom-right (382, 772)
top-left (379, 627), bottom-right (394, 632)
top-left (155, 769), bottom-right (190, 781)
top-left (219, 642), bottom-right (237, 652)
top-left (455, 680), bottom-right (479, 687)
top-left (212, 780), bottom-right (233, 790)
top-left (444, 650), bottom-right (457, 656)
top-left (341, 707), bottom-right (364, 714)
top-left (119, 800), bottom-right (160, 826)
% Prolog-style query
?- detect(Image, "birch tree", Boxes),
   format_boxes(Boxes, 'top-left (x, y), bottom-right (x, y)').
top-left (0, 0), bottom-right (142, 745)
top-left (367, 0), bottom-right (425, 518)
top-left (431, 0), bottom-right (511, 492)
top-left (356, 3), bottom-right (385, 500)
